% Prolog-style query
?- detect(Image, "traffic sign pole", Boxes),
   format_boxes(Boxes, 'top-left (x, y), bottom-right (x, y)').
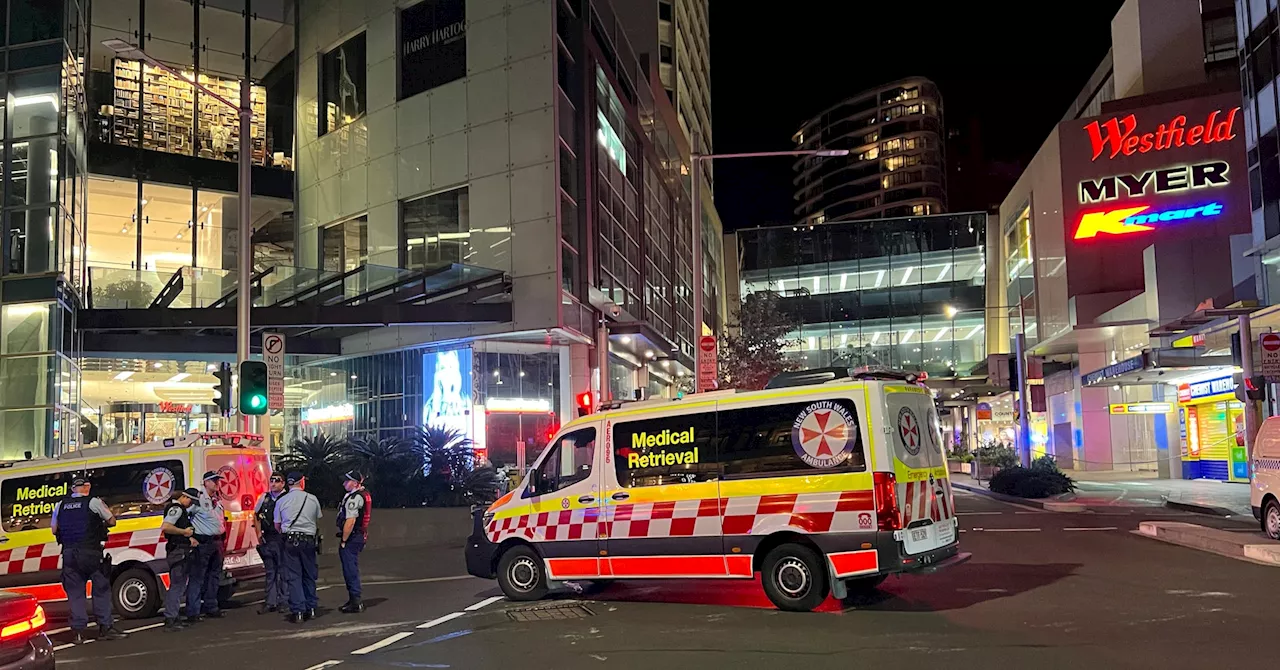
top-left (1241, 316), bottom-right (1260, 472)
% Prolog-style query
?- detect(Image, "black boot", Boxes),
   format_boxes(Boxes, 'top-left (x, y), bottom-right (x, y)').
top-left (163, 618), bottom-right (186, 632)
top-left (71, 631), bottom-right (89, 645)
top-left (97, 627), bottom-right (127, 641)
top-left (257, 603), bottom-right (277, 615)
top-left (287, 611), bottom-right (304, 624)
top-left (339, 600), bottom-right (365, 614)
top-left (303, 607), bottom-right (316, 621)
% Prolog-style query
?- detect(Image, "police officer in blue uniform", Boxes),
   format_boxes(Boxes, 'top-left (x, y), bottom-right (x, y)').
top-left (274, 471), bottom-right (322, 623)
top-left (159, 487), bottom-right (199, 631)
top-left (185, 470), bottom-right (227, 623)
top-left (51, 476), bottom-right (127, 645)
top-left (253, 473), bottom-right (288, 614)
top-left (337, 471), bottom-right (372, 614)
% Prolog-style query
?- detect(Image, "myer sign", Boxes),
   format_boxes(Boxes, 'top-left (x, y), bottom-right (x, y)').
top-left (399, 0), bottom-right (466, 100)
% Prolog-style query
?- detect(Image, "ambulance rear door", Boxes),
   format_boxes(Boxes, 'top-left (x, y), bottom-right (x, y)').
top-left (883, 385), bottom-right (955, 553)
top-left (201, 445), bottom-right (271, 561)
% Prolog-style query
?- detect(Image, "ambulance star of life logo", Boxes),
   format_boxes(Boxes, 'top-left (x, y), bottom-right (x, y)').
top-left (898, 407), bottom-right (922, 456)
top-left (143, 467), bottom-right (175, 504)
top-left (790, 401), bottom-right (856, 468)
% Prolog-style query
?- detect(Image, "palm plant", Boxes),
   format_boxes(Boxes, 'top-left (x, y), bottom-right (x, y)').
top-left (275, 432), bottom-right (348, 506)
top-left (412, 425), bottom-right (476, 506)
top-left (343, 435), bottom-right (423, 507)
top-left (462, 464), bottom-right (503, 505)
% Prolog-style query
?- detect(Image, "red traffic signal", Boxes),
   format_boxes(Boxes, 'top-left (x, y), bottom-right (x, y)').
top-left (576, 391), bottom-right (594, 417)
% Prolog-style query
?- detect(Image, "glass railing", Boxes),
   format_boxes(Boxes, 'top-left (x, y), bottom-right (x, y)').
top-left (87, 262), bottom-right (507, 310)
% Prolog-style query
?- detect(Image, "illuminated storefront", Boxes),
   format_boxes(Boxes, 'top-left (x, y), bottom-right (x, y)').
top-left (94, 402), bottom-right (230, 445)
top-left (1177, 376), bottom-right (1249, 481)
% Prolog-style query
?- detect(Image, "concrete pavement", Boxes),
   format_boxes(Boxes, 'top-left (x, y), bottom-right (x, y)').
top-left (50, 492), bottom-right (1280, 669)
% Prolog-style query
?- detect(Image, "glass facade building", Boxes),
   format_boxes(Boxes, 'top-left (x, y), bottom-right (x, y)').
top-left (736, 213), bottom-right (987, 378)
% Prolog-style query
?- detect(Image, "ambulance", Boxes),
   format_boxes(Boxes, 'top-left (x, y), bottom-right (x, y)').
top-left (466, 368), bottom-right (970, 612)
top-left (0, 432), bottom-right (270, 618)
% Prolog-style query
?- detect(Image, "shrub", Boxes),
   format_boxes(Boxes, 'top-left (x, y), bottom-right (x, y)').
top-left (975, 443), bottom-right (1018, 469)
top-left (988, 466), bottom-right (1076, 498)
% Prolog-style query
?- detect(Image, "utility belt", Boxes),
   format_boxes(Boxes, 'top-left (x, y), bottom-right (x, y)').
top-left (193, 533), bottom-right (222, 544)
top-left (285, 532), bottom-right (317, 547)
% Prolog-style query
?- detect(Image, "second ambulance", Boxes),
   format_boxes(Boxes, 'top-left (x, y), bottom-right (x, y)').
top-left (467, 369), bottom-right (969, 611)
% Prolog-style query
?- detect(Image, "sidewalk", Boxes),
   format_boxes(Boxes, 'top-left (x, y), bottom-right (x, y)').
top-left (953, 471), bottom-right (1255, 518)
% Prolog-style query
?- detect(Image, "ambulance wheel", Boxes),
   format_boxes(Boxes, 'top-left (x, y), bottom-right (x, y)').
top-left (1263, 498), bottom-right (1280, 540)
top-left (112, 568), bottom-right (160, 619)
top-left (497, 546), bottom-right (547, 601)
top-left (843, 574), bottom-right (888, 596)
top-left (761, 543), bottom-right (828, 612)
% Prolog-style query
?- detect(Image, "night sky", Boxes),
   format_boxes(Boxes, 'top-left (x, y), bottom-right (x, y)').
top-left (708, 1), bottom-right (1127, 231)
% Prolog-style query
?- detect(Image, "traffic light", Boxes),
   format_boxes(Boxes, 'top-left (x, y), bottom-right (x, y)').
top-left (576, 391), bottom-right (594, 417)
top-left (239, 360), bottom-right (269, 415)
top-left (213, 362), bottom-right (233, 416)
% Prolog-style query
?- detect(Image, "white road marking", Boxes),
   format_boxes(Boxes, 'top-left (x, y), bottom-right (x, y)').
top-left (350, 631), bottom-right (414, 655)
top-left (976, 528), bottom-right (1041, 532)
top-left (362, 575), bottom-right (473, 587)
top-left (1063, 526), bottom-right (1118, 531)
top-left (465, 595), bottom-right (505, 611)
top-left (303, 661), bottom-right (345, 669)
top-left (48, 626), bottom-right (70, 635)
top-left (1014, 511), bottom-right (1049, 514)
top-left (126, 622), bottom-right (166, 632)
top-left (956, 511), bottom-right (1002, 516)
top-left (417, 611), bottom-right (466, 629)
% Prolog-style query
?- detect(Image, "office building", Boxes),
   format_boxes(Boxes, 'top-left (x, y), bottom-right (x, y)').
top-left (792, 77), bottom-right (947, 224)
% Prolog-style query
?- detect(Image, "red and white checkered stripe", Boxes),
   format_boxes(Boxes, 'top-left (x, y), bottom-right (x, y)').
top-left (901, 478), bottom-right (953, 525)
top-left (224, 517), bottom-right (258, 553)
top-left (487, 491), bottom-right (878, 545)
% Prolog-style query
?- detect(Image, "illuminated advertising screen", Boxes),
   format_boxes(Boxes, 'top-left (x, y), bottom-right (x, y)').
top-left (1059, 91), bottom-right (1250, 298)
top-left (422, 348), bottom-right (473, 437)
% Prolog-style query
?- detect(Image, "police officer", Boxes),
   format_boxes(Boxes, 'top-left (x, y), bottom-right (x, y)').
top-left (337, 471), bottom-right (372, 614)
top-left (51, 476), bottom-right (127, 645)
top-left (253, 472), bottom-right (288, 614)
top-left (185, 470), bottom-right (228, 623)
top-left (274, 471), bottom-right (322, 623)
top-left (159, 487), bottom-right (199, 631)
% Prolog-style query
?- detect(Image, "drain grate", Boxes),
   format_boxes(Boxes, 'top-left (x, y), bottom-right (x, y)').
top-left (506, 602), bottom-right (596, 622)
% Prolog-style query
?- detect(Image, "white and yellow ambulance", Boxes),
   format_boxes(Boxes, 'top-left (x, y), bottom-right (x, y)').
top-left (0, 432), bottom-right (270, 618)
top-left (466, 369), bottom-right (969, 611)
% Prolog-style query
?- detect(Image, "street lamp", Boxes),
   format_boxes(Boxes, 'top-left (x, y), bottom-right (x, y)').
top-left (103, 38), bottom-right (255, 429)
top-left (689, 148), bottom-right (850, 390)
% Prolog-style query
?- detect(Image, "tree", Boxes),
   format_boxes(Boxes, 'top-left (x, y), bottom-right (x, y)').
top-left (718, 290), bottom-right (802, 391)
top-left (275, 432), bottom-right (348, 507)
top-left (412, 425), bottom-right (476, 506)
top-left (343, 435), bottom-right (423, 507)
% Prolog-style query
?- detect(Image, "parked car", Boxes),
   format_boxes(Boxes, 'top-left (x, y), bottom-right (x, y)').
top-left (0, 592), bottom-right (53, 669)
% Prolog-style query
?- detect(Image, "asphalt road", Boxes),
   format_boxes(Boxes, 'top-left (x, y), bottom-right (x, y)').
top-left (50, 491), bottom-right (1278, 670)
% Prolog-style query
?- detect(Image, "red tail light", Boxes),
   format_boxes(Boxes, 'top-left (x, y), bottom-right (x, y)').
top-left (0, 602), bottom-right (45, 642)
top-left (874, 472), bottom-right (901, 531)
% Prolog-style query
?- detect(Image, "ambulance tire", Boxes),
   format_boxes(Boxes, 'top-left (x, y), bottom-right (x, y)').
top-left (112, 568), bottom-right (160, 619)
top-left (497, 545), bottom-right (548, 601)
top-left (842, 574), bottom-right (888, 597)
top-left (761, 543), bottom-right (828, 612)
top-left (1263, 498), bottom-right (1280, 541)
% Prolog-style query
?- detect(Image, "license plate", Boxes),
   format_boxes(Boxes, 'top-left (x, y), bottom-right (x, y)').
top-left (910, 527), bottom-right (929, 543)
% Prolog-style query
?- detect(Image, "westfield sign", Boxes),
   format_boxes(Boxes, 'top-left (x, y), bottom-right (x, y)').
top-left (1084, 107), bottom-right (1241, 161)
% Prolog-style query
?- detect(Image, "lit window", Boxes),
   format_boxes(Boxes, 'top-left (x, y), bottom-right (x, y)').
top-left (319, 33), bottom-right (367, 136)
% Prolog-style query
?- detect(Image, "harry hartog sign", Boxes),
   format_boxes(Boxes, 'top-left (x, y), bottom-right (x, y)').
top-left (400, 0), bottom-right (467, 100)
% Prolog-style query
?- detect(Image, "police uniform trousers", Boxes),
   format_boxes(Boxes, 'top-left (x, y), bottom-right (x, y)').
top-left (163, 544), bottom-right (193, 620)
top-left (186, 535), bottom-right (224, 616)
top-left (258, 534), bottom-right (287, 608)
top-left (61, 545), bottom-right (112, 631)
top-left (339, 535), bottom-right (365, 602)
top-left (283, 535), bottom-right (319, 614)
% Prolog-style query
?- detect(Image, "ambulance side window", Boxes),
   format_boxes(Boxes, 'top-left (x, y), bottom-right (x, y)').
top-left (527, 428), bottom-right (595, 497)
top-left (2, 473), bottom-right (68, 533)
top-left (718, 400), bottom-right (866, 477)
top-left (613, 412), bottom-right (719, 488)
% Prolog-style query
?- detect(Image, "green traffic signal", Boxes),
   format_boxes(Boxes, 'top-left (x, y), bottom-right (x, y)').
top-left (239, 360), bottom-right (270, 416)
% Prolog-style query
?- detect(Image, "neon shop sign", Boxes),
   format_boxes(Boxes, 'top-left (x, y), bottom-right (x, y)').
top-left (1073, 202), bottom-right (1224, 240)
top-left (1084, 107), bottom-right (1241, 161)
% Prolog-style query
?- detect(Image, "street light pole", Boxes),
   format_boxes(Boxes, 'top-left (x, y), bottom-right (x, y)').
top-left (689, 148), bottom-right (848, 390)
top-left (103, 39), bottom-right (255, 427)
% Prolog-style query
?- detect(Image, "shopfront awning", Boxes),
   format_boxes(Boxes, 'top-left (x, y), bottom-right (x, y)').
top-left (1080, 349), bottom-right (1238, 388)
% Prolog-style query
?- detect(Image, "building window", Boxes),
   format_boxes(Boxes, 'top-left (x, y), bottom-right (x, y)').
top-left (401, 187), bottom-right (470, 269)
top-left (659, 44), bottom-right (673, 64)
top-left (10, 0), bottom-right (63, 45)
top-left (319, 32), bottom-right (367, 136)
top-left (658, 1), bottom-right (672, 22)
top-left (320, 215), bottom-right (368, 272)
